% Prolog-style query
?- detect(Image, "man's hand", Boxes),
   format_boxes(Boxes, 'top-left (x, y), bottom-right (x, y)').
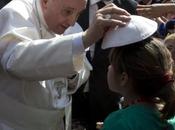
top-left (82, 3), bottom-right (131, 48)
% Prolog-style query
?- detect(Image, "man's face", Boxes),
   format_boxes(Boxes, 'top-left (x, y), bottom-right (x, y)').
top-left (41, 0), bottom-right (87, 34)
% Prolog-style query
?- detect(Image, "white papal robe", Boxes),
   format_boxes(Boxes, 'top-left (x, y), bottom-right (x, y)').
top-left (0, 0), bottom-right (91, 130)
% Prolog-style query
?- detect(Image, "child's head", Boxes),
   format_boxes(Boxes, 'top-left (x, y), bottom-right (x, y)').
top-left (164, 33), bottom-right (175, 61)
top-left (103, 15), bottom-right (175, 120)
top-left (108, 37), bottom-right (175, 120)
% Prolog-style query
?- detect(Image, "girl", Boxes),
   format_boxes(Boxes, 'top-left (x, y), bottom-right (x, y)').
top-left (102, 37), bottom-right (175, 130)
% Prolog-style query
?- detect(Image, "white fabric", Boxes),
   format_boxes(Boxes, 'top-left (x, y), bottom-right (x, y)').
top-left (0, 0), bottom-right (91, 130)
top-left (102, 15), bottom-right (158, 49)
top-left (0, 92), bottom-right (64, 130)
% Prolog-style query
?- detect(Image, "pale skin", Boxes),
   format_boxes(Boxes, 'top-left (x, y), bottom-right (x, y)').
top-left (107, 64), bottom-right (139, 103)
top-left (41, 0), bottom-right (131, 49)
top-left (137, 3), bottom-right (175, 18)
top-left (41, 0), bottom-right (87, 34)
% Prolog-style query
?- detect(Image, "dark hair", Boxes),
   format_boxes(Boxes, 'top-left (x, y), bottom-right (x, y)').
top-left (166, 19), bottom-right (175, 30)
top-left (109, 37), bottom-right (175, 120)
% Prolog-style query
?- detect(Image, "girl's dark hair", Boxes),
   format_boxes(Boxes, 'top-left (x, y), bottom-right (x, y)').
top-left (109, 37), bottom-right (175, 120)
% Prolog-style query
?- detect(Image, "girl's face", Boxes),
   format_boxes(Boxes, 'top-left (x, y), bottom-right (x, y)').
top-left (107, 65), bottom-right (124, 94)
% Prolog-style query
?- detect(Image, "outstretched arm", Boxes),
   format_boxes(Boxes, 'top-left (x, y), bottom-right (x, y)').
top-left (137, 3), bottom-right (175, 18)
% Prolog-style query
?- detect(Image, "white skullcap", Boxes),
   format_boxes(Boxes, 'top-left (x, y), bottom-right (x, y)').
top-left (102, 15), bottom-right (158, 49)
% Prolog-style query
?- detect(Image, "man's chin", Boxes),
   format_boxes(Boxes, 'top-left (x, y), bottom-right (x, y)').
top-left (54, 30), bottom-right (65, 35)
top-left (52, 28), bottom-right (66, 34)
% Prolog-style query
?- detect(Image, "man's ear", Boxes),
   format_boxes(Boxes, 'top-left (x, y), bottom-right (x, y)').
top-left (41, 0), bottom-right (48, 9)
top-left (120, 72), bottom-right (128, 87)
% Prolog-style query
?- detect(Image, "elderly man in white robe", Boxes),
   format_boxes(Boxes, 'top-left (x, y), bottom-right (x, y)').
top-left (0, 0), bottom-right (131, 130)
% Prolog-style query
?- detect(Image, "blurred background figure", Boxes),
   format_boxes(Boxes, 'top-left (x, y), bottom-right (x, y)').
top-left (0, 0), bottom-right (11, 9)
top-left (137, 2), bottom-right (175, 38)
top-left (164, 33), bottom-right (175, 62)
top-left (136, 0), bottom-right (174, 4)
top-left (158, 19), bottom-right (175, 38)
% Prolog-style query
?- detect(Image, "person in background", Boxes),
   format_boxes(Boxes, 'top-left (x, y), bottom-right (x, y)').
top-left (137, 3), bottom-right (175, 38)
top-left (0, 0), bottom-right (11, 9)
top-left (0, 0), bottom-right (131, 130)
top-left (137, 3), bottom-right (175, 18)
top-left (164, 33), bottom-right (175, 61)
top-left (136, 0), bottom-right (171, 5)
top-left (157, 19), bottom-right (175, 38)
top-left (101, 15), bottom-right (175, 130)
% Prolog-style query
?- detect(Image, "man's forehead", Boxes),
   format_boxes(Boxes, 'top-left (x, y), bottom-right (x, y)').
top-left (61, 0), bottom-right (87, 8)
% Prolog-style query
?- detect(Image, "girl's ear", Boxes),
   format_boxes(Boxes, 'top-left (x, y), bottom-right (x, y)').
top-left (120, 72), bottom-right (128, 87)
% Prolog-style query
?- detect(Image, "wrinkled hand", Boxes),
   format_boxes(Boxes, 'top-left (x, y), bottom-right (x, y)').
top-left (137, 4), bottom-right (175, 18)
top-left (83, 3), bottom-right (131, 48)
top-left (155, 16), bottom-right (168, 24)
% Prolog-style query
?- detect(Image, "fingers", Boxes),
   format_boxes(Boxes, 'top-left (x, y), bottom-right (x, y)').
top-left (137, 8), bottom-right (151, 12)
top-left (95, 4), bottom-right (131, 26)
top-left (137, 9), bottom-right (151, 16)
top-left (160, 16), bottom-right (168, 23)
top-left (137, 7), bottom-right (154, 18)
top-left (96, 13), bottom-right (129, 27)
top-left (137, 4), bottom-right (151, 8)
top-left (102, 13), bottom-right (131, 22)
top-left (108, 14), bottom-right (130, 25)
top-left (137, 4), bottom-right (168, 18)
top-left (103, 18), bottom-right (128, 27)
top-left (137, 7), bottom-right (152, 15)
top-left (136, 4), bottom-right (152, 16)
top-left (161, 16), bottom-right (168, 21)
top-left (97, 3), bottom-right (131, 16)
top-left (83, 4), bottom-right (131, 48)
